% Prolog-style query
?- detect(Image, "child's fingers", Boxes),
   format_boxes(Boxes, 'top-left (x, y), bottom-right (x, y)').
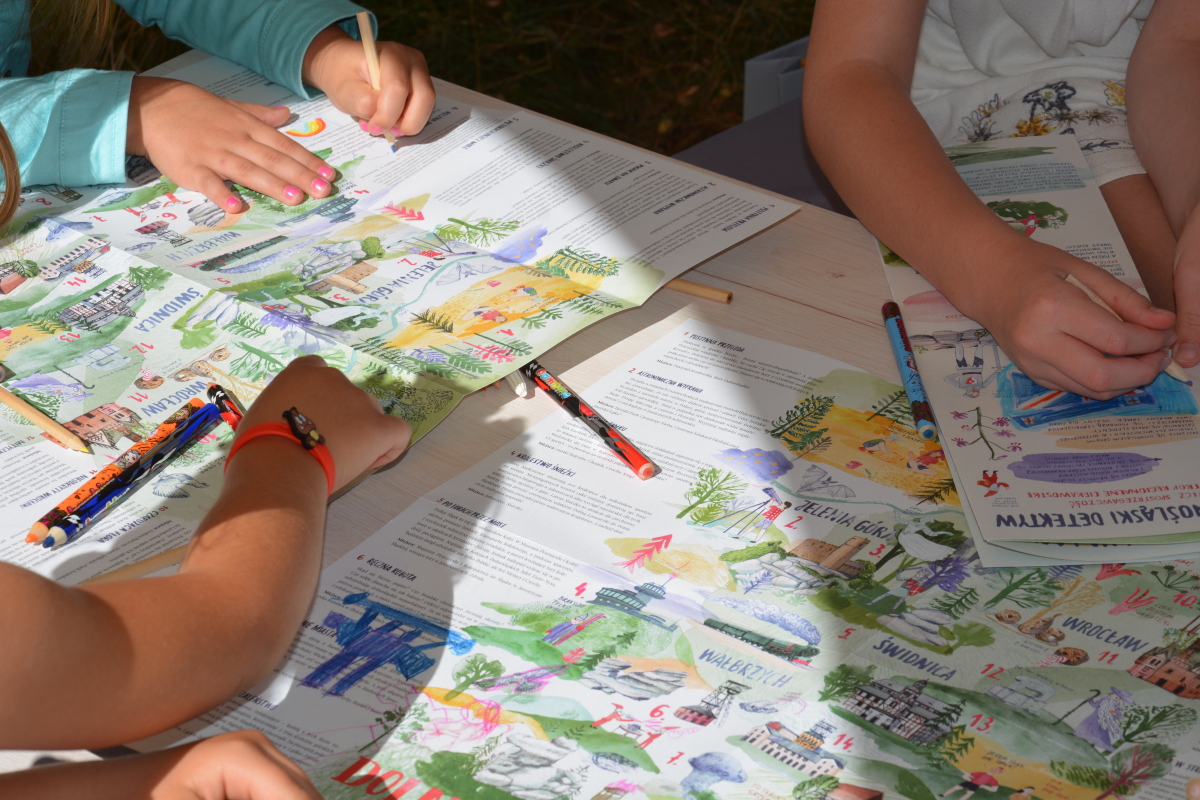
top-left (250, 125), bottom-right (337, 182)
top-left (1049, 334), bottom-right (1168, 399)
top-left (1080, 267), bottom-right (1176, 330)
top-left (396, 67), bottom-right (437, 136)
top-left (1173, 224), bottom-right (1200, 367)
top-left (372, 44), bottom-right (435, 135)
top-left (1060, 274), bottom-right (1175, 356)
top-left (238, 139), bottom-right (334, 200)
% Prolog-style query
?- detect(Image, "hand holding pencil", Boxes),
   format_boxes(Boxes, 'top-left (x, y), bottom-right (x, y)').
top-left (300, 17), bottom-right (435, 141)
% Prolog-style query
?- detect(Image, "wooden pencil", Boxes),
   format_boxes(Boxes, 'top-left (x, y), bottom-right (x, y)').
top-left (664, 277), bottom-right (733, 304)
top-left (0, 386), bottom-right (89, 452)
top-left (1065, 274), bottom-right (1191, 385)
top-left (356, 11), bottom-right (396, 145)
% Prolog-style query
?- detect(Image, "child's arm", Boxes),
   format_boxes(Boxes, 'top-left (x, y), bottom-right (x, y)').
top-left (804, 0), bottom-right (1177, 399)
top-left (0, 356), bottom-right (411, 749)
top-left (1127, 0), bottom-right (1200, 367)
top-left (0, 730), bottom-right (321, 799)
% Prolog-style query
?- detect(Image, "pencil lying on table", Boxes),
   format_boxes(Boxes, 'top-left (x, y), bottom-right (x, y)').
top-left (0, 385), bottom-right (89, 453)
top-left (1064, 274), bottom-right (1191, 385)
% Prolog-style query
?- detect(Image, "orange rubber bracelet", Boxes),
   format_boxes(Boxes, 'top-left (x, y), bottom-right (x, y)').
top-left (225, 422), bottom-right (336, 494)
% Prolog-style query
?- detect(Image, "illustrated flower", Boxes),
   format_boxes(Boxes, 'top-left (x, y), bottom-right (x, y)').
top-left (1097, 563), bottom-right (1141, 580)
top-left (950, 411), bottom-right (969, 420)
top-left (1009, 444), bottom-right (1023, 451)
top-left (1012, 114), bottom-right (1056, 137)
top-left (978, 470), bottom-right (1009, 497)
top-left (952, 438), bottom-right (969, 447)
top-left (846, 461), bottom-right (863, 469)
top-left (995, 429), bottom-right (1016, 438)
top-left (993, 417), bottom-right (1009, 427)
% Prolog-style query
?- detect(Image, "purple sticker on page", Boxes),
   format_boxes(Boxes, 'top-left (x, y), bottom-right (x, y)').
top-left (1008, 452), bottom-right (1161, 484)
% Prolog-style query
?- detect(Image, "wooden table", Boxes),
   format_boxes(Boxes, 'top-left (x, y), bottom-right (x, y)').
top-left (0, 77), bottom-right (895, 775)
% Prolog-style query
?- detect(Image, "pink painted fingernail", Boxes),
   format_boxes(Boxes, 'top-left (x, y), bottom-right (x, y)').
top-left (368, 124), bottom-right (383, 135)
top-left (317, 165), bottom-right (336, 181)
top-left (311, 178), bottom-right (330, 194)
top-left (390, 126), bottom-right (406, 137)
top-left (359, 119), bottom-right (369, 131)
top-left (273, 106), bottom-right (289, 110)
top-left (224, 196), bottom-right (241, 211)
top-left (283, 186), bottom-right (302, 201)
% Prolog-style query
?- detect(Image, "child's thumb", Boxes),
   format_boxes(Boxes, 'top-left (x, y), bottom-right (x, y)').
top-left (230, 101), bottom-right (293, 128)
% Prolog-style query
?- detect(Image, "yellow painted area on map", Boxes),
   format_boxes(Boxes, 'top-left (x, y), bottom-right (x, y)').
top-left (778, 404), bottom-right (956, 502)
top-left (953, 743), bottom-right (1096, 800)
top-left (325, 213), bottom-right (411, 243)
top-left (421, 686), bottom-right (548, 738)
top-left (0, 325), bottom-right (55, 359)
top-left (386, 266), bottom-right (593, 350)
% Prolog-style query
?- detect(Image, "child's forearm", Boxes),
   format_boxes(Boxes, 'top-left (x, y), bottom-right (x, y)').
top-left (0, 441), bottom-right (328, 749)
top-left (1127, 0), bottom-right (1200, 235)
top-left (803, 61), bottom-right (1027, 316)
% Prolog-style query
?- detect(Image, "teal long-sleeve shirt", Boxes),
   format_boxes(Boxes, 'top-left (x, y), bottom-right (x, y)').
top-left (0, 0), bottom-right (371, 188)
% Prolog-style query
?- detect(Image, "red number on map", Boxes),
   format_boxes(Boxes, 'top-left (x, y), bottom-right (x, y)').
top-left (650, 705), bottom-right (668, 718)
top-left (869, 543), bottom-right (886, 557)
top-left (333, 294), bottom-right (350, 302)
top-left (968, 715), bottom-right (994, 732)
top-left (398, 258), bottom-right (416, 265)
top-left (1174, 593), bottom-right (1198, 608)
top-left (216, 278), bottom-right (232, 285)
top-left (35, 198), bottom-right (51, 205)
top-left (161, 212), bottom-right (176, 220)
top-left (832, 734), bottom-right (854, 750)
top-left (128, 393), bottom-right (149, 403)
top-left (1097, 651), bottom-right (1119, 665)
top-left (838, 629), bottom-right (855, 639)
top-left (981, 664), bottom-right (1005, 679)
top-left (783, 516), bottom-right (804, 529)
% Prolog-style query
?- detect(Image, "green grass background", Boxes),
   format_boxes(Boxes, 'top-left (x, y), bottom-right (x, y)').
top-left (62, 0), bottom-right (816, 156)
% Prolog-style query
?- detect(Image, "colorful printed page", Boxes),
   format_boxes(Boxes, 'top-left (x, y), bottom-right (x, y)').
top-left (27, 52), bottom-right (797, 398)
top-left (0, 221), bottom-right (457, 582)
top-left (879, 138), bottom-right (1200, 566)
top-left (136, 320), bottom-right (1200, 800)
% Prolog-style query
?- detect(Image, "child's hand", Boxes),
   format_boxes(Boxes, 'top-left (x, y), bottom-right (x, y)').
top-left (150, 731), bottom-right (322, 799)
top-left (127, 77), bottom-right (338, 212)
top-left (1171, 205), bottom-right (1200, 368)
top-left (302, 25), bottom-right (436, 138)
top-left (236, 355), bottom-right (411, 489)
top-left (964, 240), bottom-right (1176, 399)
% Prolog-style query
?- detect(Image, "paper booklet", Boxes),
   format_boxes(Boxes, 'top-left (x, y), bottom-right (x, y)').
top-left (137, 319), bottom-right (1200, 800)
top-left (0, 53), bottom-right (796, 583)
top-left (878, 137), bottom-right (1200, 568)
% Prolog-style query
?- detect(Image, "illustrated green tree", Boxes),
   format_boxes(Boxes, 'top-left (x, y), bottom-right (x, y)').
top-left (562, 292), bottom-right (625, 316)
top-left (867, 389), bottom-right (913, 426)
top-left (793, 775), bottom-right (840, 800)
top-left (925, 723), bottom-right (973, 767)
top-left (25, 317), bottom-right (70, 335)
top-left (1115, 705), bottom-right (1198, 748)
top-left (1050, 744), bottom-right (1174, 800)
top-left (10, 259), bottom-right (39, 278)
top-left (228, 341), bottom-right (292, 382)
top-left (576, 629), bottom-right (638, 671)
top-left (767, 395), bottom-right (834, 441)
top-left (445, 654), bottom-right (505, 701)
top-left (676, 468), bottom-right (746, 519)
top-left (518, 307), bottom-right (563, 330)
top-left (410, 309), bottom-right (455, 335)
top-left (1026, 575), bottom-right (1105, 623)
top-left (846, 561), bottom-right (880, 592)
top-left (221, 311), bottom-right (269, 339)
top-left (982, 568), bottom-right (1061, 610)
top-left (330, 314), bottom-right (380, 331)
top-left (436, 217), bottom-right (520, 247)
top-left (360, 236), bottom-right (385, 260)
top-left (785, 426), bottom-right (831, 459)
top-left (915, 477), bottom-right (958, 506)
top-left (932, 587), bottom-right (980, 620)
top-left (359, 702), bottom-right (429, 753)
top-left (538, 247), bottom-right (621, 277)
top-left (817, 663), bottom-right (875, 702)
top-left (127, 265), bottom-right (172, 290)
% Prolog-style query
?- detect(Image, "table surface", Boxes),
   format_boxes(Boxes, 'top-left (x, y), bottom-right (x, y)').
top-left (0, 77), bottom-right (895, 774)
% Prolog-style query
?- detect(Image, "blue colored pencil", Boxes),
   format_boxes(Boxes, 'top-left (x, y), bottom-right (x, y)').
top-left (41, 403), bottom-right (224, 548)
top-left (882, 302), bottom-right (938, 440)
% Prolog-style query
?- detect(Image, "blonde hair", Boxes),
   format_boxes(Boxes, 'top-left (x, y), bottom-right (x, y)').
top-left (0, 0), bottom-right (185, 230)
top-left (0, 121), bottom-right (19, 230)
